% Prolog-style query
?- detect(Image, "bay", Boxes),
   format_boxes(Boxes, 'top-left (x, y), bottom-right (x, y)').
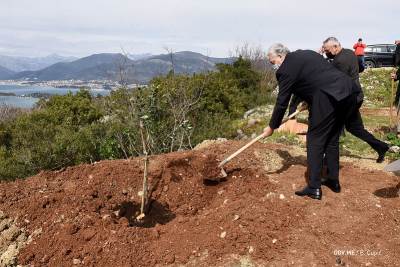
top-left (0, 84), bottom-right (110, 108)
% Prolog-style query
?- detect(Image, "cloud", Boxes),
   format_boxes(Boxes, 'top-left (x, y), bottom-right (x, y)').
top-left (0, 0), bottom-right (398, 57)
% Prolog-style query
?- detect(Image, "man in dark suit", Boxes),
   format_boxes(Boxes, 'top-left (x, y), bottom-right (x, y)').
top-left (322, 37), bottom-right (389, 165)
top-left (263, 43), bottom-right (360, 200)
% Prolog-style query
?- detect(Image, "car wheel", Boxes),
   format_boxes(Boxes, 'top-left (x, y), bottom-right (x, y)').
top-left (365, 60), bottom-right (375, 68)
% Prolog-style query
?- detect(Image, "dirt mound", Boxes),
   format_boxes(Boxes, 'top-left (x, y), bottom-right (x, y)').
top-left (0, 141), bottom-right (398, 266)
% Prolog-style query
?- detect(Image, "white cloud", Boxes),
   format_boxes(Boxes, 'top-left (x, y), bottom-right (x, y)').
top-left (0, 0), bottom-right (398, 57)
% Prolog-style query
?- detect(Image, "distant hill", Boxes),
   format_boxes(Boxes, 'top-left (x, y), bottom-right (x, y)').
top-left (0, 65), bottom-right (15, 79)
top-left (0, 54), bottom-right (77, 72)
top-left (11, 53), bottom-right (128, 81)
top-left (8, 51), bottom-right (235, 83)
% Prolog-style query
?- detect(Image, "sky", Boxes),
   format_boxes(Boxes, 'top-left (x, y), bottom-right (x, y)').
top-left (0, 0), bottom-right (398, 58)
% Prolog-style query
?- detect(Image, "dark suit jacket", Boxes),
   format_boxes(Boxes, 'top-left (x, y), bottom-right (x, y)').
top-left (269, 50), bottom-right (360, 129)
top-left (288, 48), bottom-right (362, 114)
top-left (332, 48), bottom-right (363, 102)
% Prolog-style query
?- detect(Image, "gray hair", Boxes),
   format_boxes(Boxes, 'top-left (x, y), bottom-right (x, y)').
top-left (323, 37), bottom-right (341, 46)
top-left (267, 43), bottom-right (290, 57)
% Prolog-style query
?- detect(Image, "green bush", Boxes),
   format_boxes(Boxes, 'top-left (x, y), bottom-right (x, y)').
top-left (0, 58), bottom-right (276, 180)
top-left (360, 68), bottom-right (396, 107)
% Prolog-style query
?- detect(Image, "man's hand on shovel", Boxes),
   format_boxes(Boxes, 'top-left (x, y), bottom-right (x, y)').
top-left (263, 126), bottom-right (274, 138)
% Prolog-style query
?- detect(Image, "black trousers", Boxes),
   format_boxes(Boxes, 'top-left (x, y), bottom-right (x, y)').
top-left (307, 94), bottom-right (357, 189)
top-left (345, 101), bottom-right (388, 154)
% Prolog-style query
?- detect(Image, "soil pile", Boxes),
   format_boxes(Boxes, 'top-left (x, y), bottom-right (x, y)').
top-left (0, 141), bottom-right (398, 266)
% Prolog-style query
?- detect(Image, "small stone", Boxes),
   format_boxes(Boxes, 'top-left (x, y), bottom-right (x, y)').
top-left (233, 214), bottom-right (240, 221)
top-left (137, 191), bottom-right (143, 196)
top-left (165, 254), bottom-right (175, 264)
top-left (64, 223), bottom-right (79, 235)
top-left (217, 190), bottom-right (224, 195)
top-left (223, 199), bottom-right (229, 205)
top-left (247, 118), bottom-right (260, 127)
top-left (279, 194), bottom-right (285, 199)
top-left (375, 204), bottom-right (381, 208)
top-left (122, 189), bottom-right (128, 195)
top-left (248, 246), bottom-right (254, 254)
top-left (82, 229), bottom-right (96, 241)
top-left (0, 211), bottom-right (7, 219)
top-left (266, 192), bottom-right (276, 198)
top-left (73, 258), bottom-right (81, 265)
top-left (272, 239), bottom-right (277, 244)
top-left (220, 231), bottom-right (227, 238)
top-left (365, 262), bottom-right (372, 266)
top-left (102, 214), bottom-right (111, 220)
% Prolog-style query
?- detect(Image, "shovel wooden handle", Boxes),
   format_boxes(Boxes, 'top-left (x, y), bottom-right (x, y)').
top-left (218, 106), bottom-right (305, 168)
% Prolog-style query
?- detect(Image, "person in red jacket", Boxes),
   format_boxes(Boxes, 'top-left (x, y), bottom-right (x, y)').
top-left (353, 38), bottom-right (366, 72)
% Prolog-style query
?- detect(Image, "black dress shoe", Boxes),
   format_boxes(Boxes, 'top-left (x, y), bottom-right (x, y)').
top-left (295, 186), bottom-right (322, 200)
top-left (321, 179), bottom-right (341, 193)
top-left (376, 146), bottom-right (389, 163)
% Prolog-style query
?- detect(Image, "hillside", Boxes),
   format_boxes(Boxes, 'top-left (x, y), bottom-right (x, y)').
top-left (0, 140), bottom-right (397, 266)
top-left (0, 54), bottom-right (77, 72)
top-left (7, 51), bottom-right (235, 83)
top-left (0, 65), bottom-right (15, 79)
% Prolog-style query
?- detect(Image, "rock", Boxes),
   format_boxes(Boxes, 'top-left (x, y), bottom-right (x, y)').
top-left (272, 239), bottom-right (277, 244)
top-left (220, 231), bottom-right (227, 238)
top-left (193, 138), bottom-right (227, 150)
top-left (266, 192), bottom-right (276, 198)
top-left (0, 218), bottom-right (11, 232)
top-left (73, 258), bottom-right (81, 265)
top-left (244, 109), bottom-right (256, 119)
top-left (247, 118), bottom-right (260, 127)
top-left (279, 194), bottom-right (285, 200)
top-left (122, 189), bottom-right (128, 195)
top-left (165, 254), bottom-right (175, 264)
top-left (64, 223), bottom-right (79, 235)
top-left (82, 228), bottom-right (96, 241)
top-left (3, 225), bottom-right (21, 242)
top-left (389, 145), bottom-right (400, 153)
top-left (102, 214), bottom-right (111, 220)
top-left (248, 246), bottom-right (254, 254)
top-left (236, 129), bottom-right (247, 140)
top-left (0, 243), bottom-right (18, 266)
top-left (233, 214), bottom-right (240, 221)
top-left (0, 211), bottom-right (7, 220)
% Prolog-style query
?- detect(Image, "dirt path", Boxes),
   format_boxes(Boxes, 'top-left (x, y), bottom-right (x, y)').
top-left (0, 141), bottom-right (398, 266)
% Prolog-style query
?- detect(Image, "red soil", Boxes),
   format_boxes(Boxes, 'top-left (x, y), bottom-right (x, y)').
top-left (0, 141), bottom-right (398, 266)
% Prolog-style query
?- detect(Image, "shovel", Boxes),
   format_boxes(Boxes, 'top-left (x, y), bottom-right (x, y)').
top-left (213, 102), bottom-right (308, 180)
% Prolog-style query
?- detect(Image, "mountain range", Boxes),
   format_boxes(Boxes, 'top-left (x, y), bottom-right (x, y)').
top-left (0, 52), bottom-right (235, 84)
top-left (0, 54), bottom-right (77, 72)
top-left (0, 65), bottom-right (15, 79)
